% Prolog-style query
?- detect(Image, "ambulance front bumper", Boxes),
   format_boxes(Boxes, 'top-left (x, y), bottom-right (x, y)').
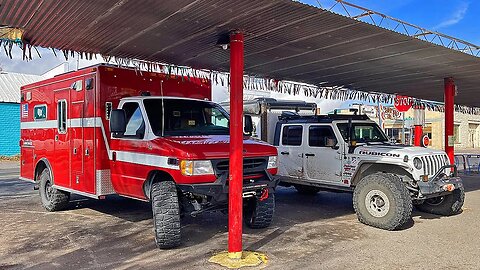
top-left (177, 170), bottom-right (278, 203)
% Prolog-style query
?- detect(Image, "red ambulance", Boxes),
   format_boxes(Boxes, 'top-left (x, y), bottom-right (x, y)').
top-left (19, 64), bottom-right (278, 248)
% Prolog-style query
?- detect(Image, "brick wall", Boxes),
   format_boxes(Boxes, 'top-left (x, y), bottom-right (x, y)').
top-left (0, 103), bottom-right (20, 156)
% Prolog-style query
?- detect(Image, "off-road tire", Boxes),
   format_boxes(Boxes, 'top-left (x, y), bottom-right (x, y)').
top-left (416, 186), bottom-right (464, 216)
top-left (151, 181), bottom-right (181, 249)
top-left (39, 168), bottom-right (70, 211)
top-left (353, 173), bottom-right (412, 230)
top-left (294, 185), bottom-right (321, 195)
top-left (244, 193), bottom-right (275, 229)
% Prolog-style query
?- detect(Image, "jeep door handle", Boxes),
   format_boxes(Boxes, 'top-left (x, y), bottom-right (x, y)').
top-left (305, 153), bottom-right (315, 157)
top-left (280, 151), bottom-right (289, 155)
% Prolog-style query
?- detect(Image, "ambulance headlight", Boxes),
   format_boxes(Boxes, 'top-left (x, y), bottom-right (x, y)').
top-left (413, 157), bottom-right (423, 170)
top-left (267, 156), bottom-right (278, 169)
top-left (180, 160), bottom-right (214, 176)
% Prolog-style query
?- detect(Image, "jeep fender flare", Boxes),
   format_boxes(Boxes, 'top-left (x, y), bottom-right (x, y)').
top-left (350, 161), bottom-right (412, 186)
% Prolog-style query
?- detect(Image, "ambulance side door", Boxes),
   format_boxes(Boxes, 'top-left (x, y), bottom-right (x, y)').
top-left (110, 101), bottom-right (149, 199)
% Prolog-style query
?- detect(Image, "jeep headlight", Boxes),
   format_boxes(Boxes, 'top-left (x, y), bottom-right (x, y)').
top-left (180, 160), bottom-right (214, 176)
top-left (413, 157), bottom-right (423, 170)
top-left (267, 156), bottom-right (278, 169)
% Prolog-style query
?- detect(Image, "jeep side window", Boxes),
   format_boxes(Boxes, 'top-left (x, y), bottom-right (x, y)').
top-left (123, 102), bottom-right (145, 139)
top-left (309, 126), bottom-right (337, 147)
top-left (282, 125), bottom-right (302, 146)
top-left (337, 123), bottom-right (388, 143)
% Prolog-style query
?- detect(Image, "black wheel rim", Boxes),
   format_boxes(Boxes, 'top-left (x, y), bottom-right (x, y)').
top-left (45, 181), bottom-right (53, 201)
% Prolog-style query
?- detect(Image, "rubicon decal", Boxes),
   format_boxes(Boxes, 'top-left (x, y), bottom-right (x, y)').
top-left (358, 151), bottom-right (401, 158)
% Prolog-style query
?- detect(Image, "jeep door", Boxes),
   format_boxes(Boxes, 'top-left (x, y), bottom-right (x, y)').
top-left (277, 124), bottom-right (304, 179)
top-left (303, 124), bottom-right (342, 183)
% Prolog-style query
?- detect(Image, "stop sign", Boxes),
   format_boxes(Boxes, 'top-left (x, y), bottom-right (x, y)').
top-left (394, 95), bottom-right (413, 112)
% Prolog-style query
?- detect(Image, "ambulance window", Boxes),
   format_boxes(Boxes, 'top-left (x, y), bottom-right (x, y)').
top-left (57, 100), bottom-right (67, 133)
top-left (123, 102), bottom-right (145, 139)
top-left (282, 125), bottom-right (303, 146)
top-left (85, 78), bottom-right (94, 90)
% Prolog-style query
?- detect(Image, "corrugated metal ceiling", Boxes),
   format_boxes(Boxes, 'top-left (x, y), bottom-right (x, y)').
top-left (0, 0), bottom-right (479, 106)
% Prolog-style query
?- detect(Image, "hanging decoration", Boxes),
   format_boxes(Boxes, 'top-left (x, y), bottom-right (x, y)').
top-left (2, 39), bottom-right (480, 115)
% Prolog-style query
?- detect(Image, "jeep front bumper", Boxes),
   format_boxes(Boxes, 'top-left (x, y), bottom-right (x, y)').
top-left (417, 165), bottom-right (463, 199)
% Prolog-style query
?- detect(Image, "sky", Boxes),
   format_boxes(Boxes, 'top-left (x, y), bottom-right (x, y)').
top-left (0, 0), bottom-right (478, 76)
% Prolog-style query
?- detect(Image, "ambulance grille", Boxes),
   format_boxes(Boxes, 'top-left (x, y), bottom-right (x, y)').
top-left (420, 154), bottom-right (449, 176)
top-left (213, 158), bottom-right (267, 175)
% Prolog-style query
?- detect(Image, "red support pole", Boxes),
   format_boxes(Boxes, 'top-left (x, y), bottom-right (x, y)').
top-left (414, 125), bottom-right (423, 146)
top-left (444, 77), bottom-right (455, 164)
top-left (413, 107), bottom-right (425, 147)
top-left (228, 31), bottom-right (244, 259)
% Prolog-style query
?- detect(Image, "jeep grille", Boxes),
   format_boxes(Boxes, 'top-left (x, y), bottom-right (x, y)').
top-left (420, 154), bottom-right (448, 176)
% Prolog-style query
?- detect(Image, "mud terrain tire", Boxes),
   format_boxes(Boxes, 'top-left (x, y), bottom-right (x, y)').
top-left (353, 173), bottom-right (412, 230)
top-left (294, 185), bottom-right (321, 195)
top-left (151, 181), bottom-right (181, 249)
top-left (244, 193), bottom-right (275, 229)
top-left (416, 186), bottom-right (464, 216)
top-left (39, 168), bottom-right (70, 211)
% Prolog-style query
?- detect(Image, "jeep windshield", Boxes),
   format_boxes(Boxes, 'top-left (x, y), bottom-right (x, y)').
top-left (144, 99), bottom-right (230, 136)
top-left (337, 122), bottom-right (389, 143)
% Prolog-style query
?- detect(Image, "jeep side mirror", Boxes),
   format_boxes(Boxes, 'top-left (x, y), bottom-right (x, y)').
top-left (110, 109), bottom-right (127, 137)
top-left (244, 115), bottom-right (253, 136)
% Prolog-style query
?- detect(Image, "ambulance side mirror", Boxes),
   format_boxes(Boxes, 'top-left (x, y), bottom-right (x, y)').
top-left (244, 115), bottom-right (253, 136)
top-left (110, 109), bottom-right (127, 137)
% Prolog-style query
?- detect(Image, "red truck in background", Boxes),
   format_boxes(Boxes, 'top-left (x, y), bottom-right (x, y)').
top-left (19, 64), bottom-right (278, 248)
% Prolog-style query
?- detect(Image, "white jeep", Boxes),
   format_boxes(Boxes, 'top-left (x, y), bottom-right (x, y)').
top-left (271, 112), bottom-right (464, 230)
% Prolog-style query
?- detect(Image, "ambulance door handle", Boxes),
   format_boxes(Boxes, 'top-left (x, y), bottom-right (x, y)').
top-left (305, 153), bottom-right (315, 157)
top-left (73, 148), bottom-right (77, 155)
top-left (85, 148), bottom-right (90, 156)
top-left (55, 135), bottom-right (59, 141)
top-left (280, 151), bottom-right (289, 155)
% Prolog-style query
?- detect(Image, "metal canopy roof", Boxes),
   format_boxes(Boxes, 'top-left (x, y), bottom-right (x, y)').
top-left (1, 0), bottom-right (479, 106)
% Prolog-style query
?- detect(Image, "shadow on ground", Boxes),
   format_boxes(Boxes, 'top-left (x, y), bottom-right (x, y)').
top-left (2, 165), bottom-right (478, 269)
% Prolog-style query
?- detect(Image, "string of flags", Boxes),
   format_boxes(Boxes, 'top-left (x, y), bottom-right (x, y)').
top-left (2, 39), bottom-right (480, 115)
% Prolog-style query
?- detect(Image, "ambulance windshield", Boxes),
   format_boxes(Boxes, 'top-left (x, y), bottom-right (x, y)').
top-left (144, 99), bottom-right (230, 136)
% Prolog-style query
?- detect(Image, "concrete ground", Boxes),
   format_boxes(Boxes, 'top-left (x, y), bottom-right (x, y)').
top-left (1, 161), bottom-right (479, 270)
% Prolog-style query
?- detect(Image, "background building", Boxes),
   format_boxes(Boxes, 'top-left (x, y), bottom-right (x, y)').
top-left (345, 103), bottom-right (480, 151)
top-left (404, 110), bottom-right (480, 150)
top-left (0, 71), bottom-right (43, 156)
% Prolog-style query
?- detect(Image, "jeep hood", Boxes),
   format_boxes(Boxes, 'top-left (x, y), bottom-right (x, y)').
top-left (158, 135), bottom-right (277, 160)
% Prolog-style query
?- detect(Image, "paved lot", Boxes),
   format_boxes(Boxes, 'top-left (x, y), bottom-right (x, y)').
top-left (1, 161), bottom-right (480, 270)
